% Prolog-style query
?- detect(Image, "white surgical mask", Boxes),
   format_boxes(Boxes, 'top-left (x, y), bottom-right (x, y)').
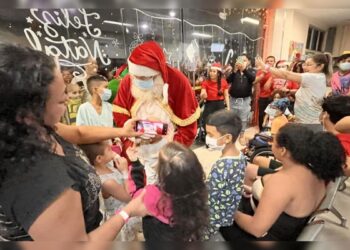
top-left (99, 88), bottom-right (112, 101)
top-left (205, 135), bottom-right (226, 151)
top-left (339, 62), bottom-right (350, 71)
top-left (133, 77), bottom-right (154, 90)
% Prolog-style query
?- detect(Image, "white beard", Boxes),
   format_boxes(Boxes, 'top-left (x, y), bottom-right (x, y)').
top-left (130, 75), bottom-right (175, 184)
top-left (131, 75), bottom-right (164, 102)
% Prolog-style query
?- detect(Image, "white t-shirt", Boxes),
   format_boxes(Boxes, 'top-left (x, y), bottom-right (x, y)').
top-left (294, 73), bottom-right (326, 124)
top-left (76, 101), bottom-right (113, 127)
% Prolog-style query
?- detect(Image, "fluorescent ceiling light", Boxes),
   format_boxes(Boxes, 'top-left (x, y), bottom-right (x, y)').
top-left (240, 17), bottom-right (259, 25)
top-left (103, 20), bottom-right (134, 27)
top-left (141, 23), bottom-right (149, 29)
top-left (192, 32), bottom-right (212, 38)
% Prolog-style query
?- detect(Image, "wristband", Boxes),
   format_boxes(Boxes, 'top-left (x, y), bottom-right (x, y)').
top-left (116, 209), bottom-right (129, 223)
top-left (122, 171), bottom-right (128, 180)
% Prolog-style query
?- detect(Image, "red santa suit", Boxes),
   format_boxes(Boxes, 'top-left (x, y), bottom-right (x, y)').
top-left (113, 41), bottom-right (199, 183)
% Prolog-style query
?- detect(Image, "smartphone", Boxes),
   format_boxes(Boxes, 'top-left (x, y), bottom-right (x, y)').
top-left (135, 120), bottom-right (168, 135)
top-left (236, 56), bottom-right (244, 65)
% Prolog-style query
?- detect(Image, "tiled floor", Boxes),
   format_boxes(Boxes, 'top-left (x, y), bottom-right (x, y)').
top-left (193, 126), bottom-right (350, 241)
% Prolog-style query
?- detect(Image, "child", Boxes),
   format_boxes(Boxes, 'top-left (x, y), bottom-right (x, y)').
top-left (263, 92), bottom-right (292, 131)
top-left (204, 110), bottom-right (246, 240)
top-left (126, 142), bottom-right (209, 241)
top-left (269, 98), bottom-right (290, 136)
top-left (79, 141), bottom-right (141, 241)
top-left (61, 83), bottom-right (81, 125)
top-left (76, 75), bottom-right (113, 127)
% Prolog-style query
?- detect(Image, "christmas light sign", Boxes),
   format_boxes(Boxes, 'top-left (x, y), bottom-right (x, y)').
top-left (24, 8), bottom-right (111, 77)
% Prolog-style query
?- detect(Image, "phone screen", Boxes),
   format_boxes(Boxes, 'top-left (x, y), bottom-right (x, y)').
top-left (136, 120), bottom-right (168, 135)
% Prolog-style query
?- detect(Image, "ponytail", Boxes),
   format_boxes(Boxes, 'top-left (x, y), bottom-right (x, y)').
top-left (276, 124), bottom-right (345, 182)
top-left (312, 52), bottom-right (333, 79)
top-left (217, 71), bottom-right (223, 96)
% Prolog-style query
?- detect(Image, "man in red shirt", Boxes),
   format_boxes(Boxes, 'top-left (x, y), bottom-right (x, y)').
top-left (255, 56), bottom-right (275, 131)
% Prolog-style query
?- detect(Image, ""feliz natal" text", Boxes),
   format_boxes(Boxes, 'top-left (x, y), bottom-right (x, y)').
top-left (24, 8), bottom-right (111, 66)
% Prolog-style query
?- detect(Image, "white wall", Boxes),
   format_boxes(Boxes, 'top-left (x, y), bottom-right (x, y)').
top-left (268, 9), bottom-right (330, 60)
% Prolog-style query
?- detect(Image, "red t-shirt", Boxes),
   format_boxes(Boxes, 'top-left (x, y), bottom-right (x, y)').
top-left (285, 81), bottom-right (300, 90)
top-left (257, 70), bottom-right (273, 98)
top-left (337, 133), bottom-right (350, 156)
top-left (201, 79), bottom-right (229, 101)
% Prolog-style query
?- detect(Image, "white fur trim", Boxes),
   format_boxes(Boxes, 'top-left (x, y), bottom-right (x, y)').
top-left (128, 58), bottom-right (160, 77)
top-left (210, 66), bottom-right (222, 72)
top-left (162, 83), bottom-right (169, 105)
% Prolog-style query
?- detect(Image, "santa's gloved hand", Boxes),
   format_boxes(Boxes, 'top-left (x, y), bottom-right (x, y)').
top-left (140, 131), bottom-right (157, 140)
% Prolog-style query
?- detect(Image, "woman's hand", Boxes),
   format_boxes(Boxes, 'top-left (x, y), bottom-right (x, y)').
top-left (123, 189), bottom-right (149, 217)
top-left (122, 119), bottom-right (143, 138)
top-left (255, 56), bottom-right (266, 70)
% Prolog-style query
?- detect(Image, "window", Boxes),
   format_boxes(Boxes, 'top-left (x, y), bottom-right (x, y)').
top-left (306, 26), bottom-right (325, 52)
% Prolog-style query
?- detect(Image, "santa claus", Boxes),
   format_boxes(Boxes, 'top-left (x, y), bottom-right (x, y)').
top-left (113, 41), bottom-right (200, 184)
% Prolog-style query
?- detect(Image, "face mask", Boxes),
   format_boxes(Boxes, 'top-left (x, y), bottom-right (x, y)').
top-left (205, 135), bottom-right (226, 151)
top-left (99, 88), bottom-right (112, 101)
top-left (133, 77), bottom-right (154, 90)
top-left (339, 62), bottom-right (350, 71)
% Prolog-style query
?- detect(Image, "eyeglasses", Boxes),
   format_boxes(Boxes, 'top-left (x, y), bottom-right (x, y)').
top-left (302, 63), bottom-right (318, 67)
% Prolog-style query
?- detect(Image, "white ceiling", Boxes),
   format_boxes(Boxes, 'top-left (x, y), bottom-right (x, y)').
top-left (295, 9), bottom-right (350, 26)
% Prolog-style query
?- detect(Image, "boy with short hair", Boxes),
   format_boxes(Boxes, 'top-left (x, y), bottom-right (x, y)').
top-left (76, 75), bottom-right (113, 127)
top-left (79, 141), bottom-right (141, 241)
top-left (204, 110), bottom-right (246, 240)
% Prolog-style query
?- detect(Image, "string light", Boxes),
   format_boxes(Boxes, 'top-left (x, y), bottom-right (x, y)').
top-left (134, 8), bottom-right (263, 42)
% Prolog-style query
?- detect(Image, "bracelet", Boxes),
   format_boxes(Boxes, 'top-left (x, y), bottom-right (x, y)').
top-left (116, 209), bottom-right (129, 223)
top-left (122, 172), bottom-right (128, 180)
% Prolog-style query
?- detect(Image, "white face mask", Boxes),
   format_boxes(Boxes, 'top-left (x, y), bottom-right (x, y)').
top-left (99, 88), bottom-right (112, 101)
top-left (339, 62), bottom-right (350, 71)
top-left (205, 135), bottom-right (226, 151)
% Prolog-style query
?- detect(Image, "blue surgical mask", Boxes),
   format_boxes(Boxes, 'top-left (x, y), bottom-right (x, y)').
top-left (99, 88), bottom-right (112, 101)
top-left (339, 62), bottom-right (350, 71)
top-left (133, 77), bottom-right (154, 90)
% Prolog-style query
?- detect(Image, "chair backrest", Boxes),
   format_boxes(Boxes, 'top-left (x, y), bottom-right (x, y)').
top-left (297, 220), bottom-right (325, 241)
top-left (318, 177), bottom-right (342, 211)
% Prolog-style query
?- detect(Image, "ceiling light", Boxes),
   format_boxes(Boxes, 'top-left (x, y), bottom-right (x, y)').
top-left (141, 23), bottom-right (149, 29)
top-left (103, 20), bottom-right (134, 27)
top-left (126, 28), bottom-right (130, 34)
top-left (169, 11), bottom-right (176, 17)
top-left (192, 32), bottom-right (212, 38)
top-left (240, 17), bottom-right (259, 25)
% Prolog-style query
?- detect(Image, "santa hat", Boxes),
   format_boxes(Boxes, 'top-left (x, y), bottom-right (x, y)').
top-left (210, 62), bottom-right (222, 72)
top-left (128, 41), bottom-right (169, 104)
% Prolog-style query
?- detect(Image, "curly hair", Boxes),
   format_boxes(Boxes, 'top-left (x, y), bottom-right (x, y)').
top-left (157, 142), bottom-right (209, 241)
top-left (0, 44), bottom-right (57, 186)
top-left (276, 124), bottom-right (345, 182)
top-left (322, 95), bottom-right (350, 124)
